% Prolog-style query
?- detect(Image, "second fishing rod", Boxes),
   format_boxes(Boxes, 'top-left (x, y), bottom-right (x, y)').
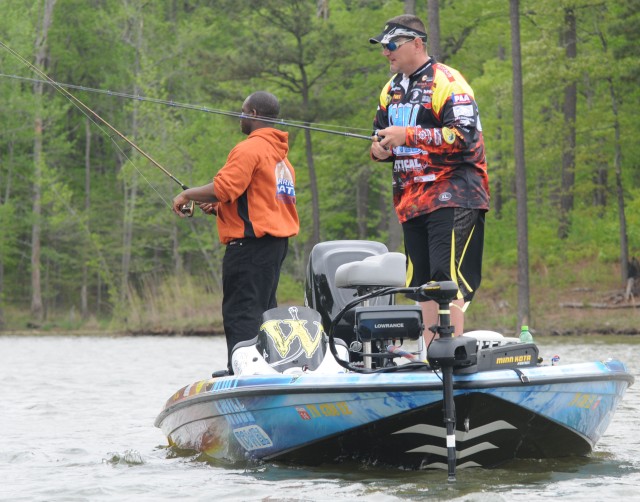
top-left (0, 72), bottom-right (376, 142)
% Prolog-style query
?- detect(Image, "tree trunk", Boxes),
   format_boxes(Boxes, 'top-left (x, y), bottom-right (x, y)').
top-left (404, 0), bottom-right (416, 15)
top-left (427, 0), bottom-right (441, 60)
top-left (510, 0), bottom-right (531, 327)
top-left (592, 139), bottom-right (608, 211)
top-left (385, 197), bottom-right (403, 253)
top-left (594, 18), bottom-right (629, 285)
top-left (172, 221), bottom-right (183, 275)
top-left (96, 271), bottom-right (102, 317)
top-left (0, 257), bottom-right (3, 329)
top-left (0, 140), bottom-right (14, 329)
top-left (30, 0), bottom-right (57, 323)
top-left (120, 13), bottom-right (143, 306)
top-left (608, 78), bottom-right (629, 283)
top-left (316, 0), bottom-right (329, 20)
top-left (558, 7), bottom-right (577, 239)
top-left (31, 114), bottom-right (43, 323)
top-left (297, 67), bottom-right (320, 255)
top-left (81, 117), bottom-right (91, 320)
top-left (121, 173), bottom-right (138, 305)
top-left (492, 44), bottom-right (506, 218)
top-left (387, 216), bottom-right (403, 253)
top-left (304, 127), bottom-right (320, 249)
top-left (356, 165), bottom-right (370, 239)
top-left (187, 219), bottom-right (222, 289)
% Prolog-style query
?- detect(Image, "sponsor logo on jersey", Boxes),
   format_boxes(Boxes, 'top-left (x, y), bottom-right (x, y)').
top-left (453, 104), bottom-right (474, 117)
top-left (409, 89), bottom-right (423, 103)
top-left (394, 158), bottom-right (422, 172)
top-left (275, 161), bottom-right (296, 204)
top-left (452, 93), bottom-right (472, 104)
top-left (442, 127), bottom-right (456, 145)
top-left (440, 66), bottom-right (455, 82)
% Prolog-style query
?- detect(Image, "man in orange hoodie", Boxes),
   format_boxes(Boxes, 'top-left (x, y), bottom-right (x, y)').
top-left (172, 91), bottom-right (299, 374)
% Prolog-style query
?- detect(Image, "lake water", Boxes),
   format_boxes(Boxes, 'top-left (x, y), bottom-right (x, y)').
top-left (0, 335), bottom-right (638, 501)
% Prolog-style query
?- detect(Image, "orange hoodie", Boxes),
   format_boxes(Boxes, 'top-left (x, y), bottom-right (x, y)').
top-left (213, 128), bottom-right (299, 244)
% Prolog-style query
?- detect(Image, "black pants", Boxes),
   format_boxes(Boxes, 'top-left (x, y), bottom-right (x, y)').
top-left (402, 208), bottom-right (485, 303)
top-left (222, 235), bottom-right (289, 372)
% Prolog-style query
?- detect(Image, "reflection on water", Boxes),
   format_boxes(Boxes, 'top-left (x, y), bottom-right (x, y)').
top-left (0, 335), bottom-right (638, 501)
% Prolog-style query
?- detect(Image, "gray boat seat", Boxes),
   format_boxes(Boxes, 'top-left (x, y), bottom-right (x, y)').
top-left (335, 252), bottom-right (406, 289)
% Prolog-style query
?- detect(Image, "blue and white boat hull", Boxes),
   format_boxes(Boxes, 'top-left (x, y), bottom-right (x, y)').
top-left (155, 359), bottom-right (633, 469)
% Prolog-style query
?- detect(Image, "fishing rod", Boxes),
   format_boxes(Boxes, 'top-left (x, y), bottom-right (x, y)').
top-left (0, 42), bottom-right (195, 216)
top-left (0, 72), bottom-right (375, 142)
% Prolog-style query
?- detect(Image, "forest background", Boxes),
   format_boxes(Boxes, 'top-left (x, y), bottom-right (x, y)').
top-left (0, 0), bottom-right (638, 336)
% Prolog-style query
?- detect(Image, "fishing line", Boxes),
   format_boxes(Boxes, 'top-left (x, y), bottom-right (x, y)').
top-left (0, 72), bottom-right (375, 141)
top-left (0, 41), bottom-right (194, 215)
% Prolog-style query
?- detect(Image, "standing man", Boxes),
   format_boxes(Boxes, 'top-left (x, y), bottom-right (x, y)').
top-left (369, 15), bottom-right (489, 343)
top-left (172, 91), bottom-right (299, 374)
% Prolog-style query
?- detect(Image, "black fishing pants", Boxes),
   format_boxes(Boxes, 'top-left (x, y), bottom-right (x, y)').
top-left (222, 235), bottom-right (288, 373)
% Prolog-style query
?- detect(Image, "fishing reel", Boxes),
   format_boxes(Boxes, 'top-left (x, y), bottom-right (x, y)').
top-left (180, 201), bottom-right (195, 217)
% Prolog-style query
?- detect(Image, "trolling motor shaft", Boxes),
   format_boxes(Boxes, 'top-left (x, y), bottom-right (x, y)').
top-left (423, 280), bottom-right (477, 482)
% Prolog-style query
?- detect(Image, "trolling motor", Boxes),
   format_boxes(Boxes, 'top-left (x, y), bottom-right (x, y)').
top-left (420, 281), bottom-right (477, 482)
top-left (305, 243), bottom-right (541, 481)
top-left (325, 251), bottom-right (475, 481)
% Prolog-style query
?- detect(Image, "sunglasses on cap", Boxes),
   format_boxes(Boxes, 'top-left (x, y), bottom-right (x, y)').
top-left (381, 38), bottom-right (414, 51)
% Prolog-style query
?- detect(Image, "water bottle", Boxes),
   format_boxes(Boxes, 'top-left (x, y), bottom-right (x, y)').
top-left (519, 325), bottom-right (534, 343)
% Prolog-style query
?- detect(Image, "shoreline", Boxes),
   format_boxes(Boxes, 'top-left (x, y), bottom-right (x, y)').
top-left (1, 327), bottom-right (638, 337)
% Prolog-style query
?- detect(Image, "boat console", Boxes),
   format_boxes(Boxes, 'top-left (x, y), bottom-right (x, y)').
top-left (333, 251), bottom-right (424, 368)
top-left (305, 240), bottom-right (540, 374)
top-left (304, 241), bottom-right (396, 352)
top-left (231, 240), bottom-right (540, 377)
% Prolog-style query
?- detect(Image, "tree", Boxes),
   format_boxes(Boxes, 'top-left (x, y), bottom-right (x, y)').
top-left (598, 1), bottom-right (639, 285)
top-left (510, 0), bottom-right (530, 326)
top-left (558, 6), bottom-right (577, 239)
top-left (30, 0), bottom-right (57, 322)
top-left (405, 0), bottom-right (416, 15)
top-left (224, 0), bottom-right (355, 250)
top-left (427, 0), bottom-right (441, 60)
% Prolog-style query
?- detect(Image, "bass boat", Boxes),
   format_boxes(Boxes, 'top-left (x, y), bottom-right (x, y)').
top-left (155, 241), bottom-right (634, 480)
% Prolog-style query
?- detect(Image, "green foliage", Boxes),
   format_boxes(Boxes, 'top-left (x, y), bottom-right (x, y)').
top-left (113, 273), bottom-right (223, 332)
top-left (0, 0), bottom-right (638, 331)
top-left (277, 272), bottom-right (305, 305)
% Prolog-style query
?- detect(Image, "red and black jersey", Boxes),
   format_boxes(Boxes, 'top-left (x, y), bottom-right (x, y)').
top-left (373, 57), bottom-right (490, 223)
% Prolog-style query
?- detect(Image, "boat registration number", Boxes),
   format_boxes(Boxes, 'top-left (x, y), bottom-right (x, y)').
top-left (233, 424), bottom-right (273, 451)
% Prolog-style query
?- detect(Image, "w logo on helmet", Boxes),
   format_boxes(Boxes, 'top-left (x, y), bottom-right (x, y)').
top-left (260, 306), bottom-right (323, 359)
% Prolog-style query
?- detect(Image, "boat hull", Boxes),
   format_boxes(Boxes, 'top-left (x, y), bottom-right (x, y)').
top-left (155, 360), bottom-right (633, 469)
